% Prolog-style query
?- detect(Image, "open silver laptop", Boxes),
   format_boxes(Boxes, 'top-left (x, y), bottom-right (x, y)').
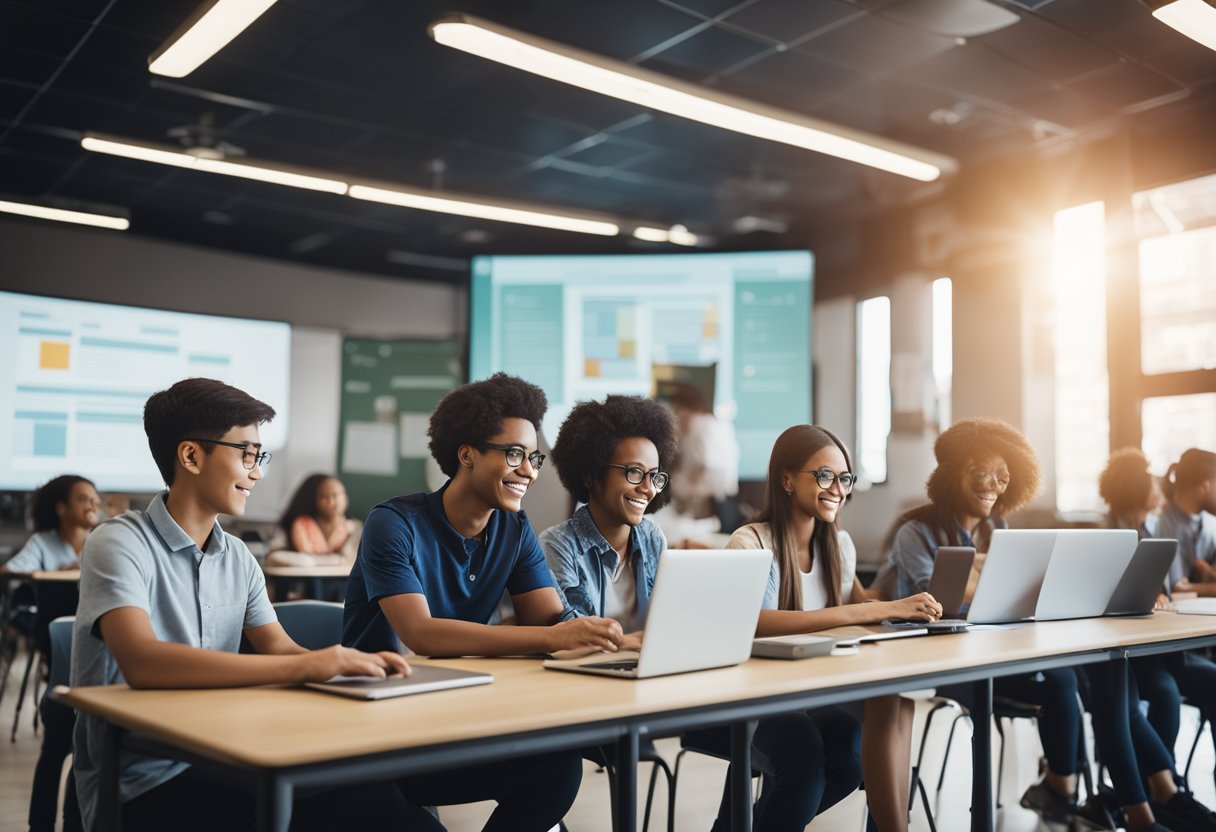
top-left (966, 530), bottom-right (1057, 624)
top-left (1035, 529), bottom-right (1138, 620)
top-left (543, 548), bottom-right (771, 679)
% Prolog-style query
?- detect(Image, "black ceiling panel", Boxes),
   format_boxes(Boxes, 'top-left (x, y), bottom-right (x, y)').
top-left (720, 0), bottom-right (859, 44)
top-left (641, 23), bottom-right (774, 78)
top-left (793, 11), bottom-right (957, 75)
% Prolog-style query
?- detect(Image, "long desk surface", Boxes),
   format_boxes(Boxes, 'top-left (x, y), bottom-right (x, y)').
top-left (58, 613), bottom-right (1216, 832)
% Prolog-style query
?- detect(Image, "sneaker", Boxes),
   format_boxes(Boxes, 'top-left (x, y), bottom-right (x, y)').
top-left (1020, 780), bottom-right (1074, 824)
top-left (1153, 792), bottom-right (1216, 832)
top-left (1072, 795), bottom-right (1117, 831)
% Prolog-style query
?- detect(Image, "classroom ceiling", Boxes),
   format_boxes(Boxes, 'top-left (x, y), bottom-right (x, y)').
top-left (2, 0), bottom-right (1215, 283)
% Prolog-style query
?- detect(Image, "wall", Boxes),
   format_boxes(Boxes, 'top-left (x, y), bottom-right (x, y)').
top-left (0, 218), bottom-right (463, 521)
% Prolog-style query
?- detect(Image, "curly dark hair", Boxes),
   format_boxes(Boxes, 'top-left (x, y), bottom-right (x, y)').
top-left (31, 475), bottom-right (94, 533)
top-left (898, 418), bottom-right (1042, 546)
top-left (428, 373), bottom-right (548, 477)
top-left (279, 473), bottom-right (334, 535)
top-left (549, 395), bottom-right (679, 512)
top-left (144, 378), bottom-right (276, 486)
top-left (1098, 448), bottom-right (1155, 517)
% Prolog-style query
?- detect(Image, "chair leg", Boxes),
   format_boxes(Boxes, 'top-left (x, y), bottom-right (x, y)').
top-left (912, 701), bottom-right (953, 789)
top-left (994, 717), bottom-right (1006, 810)
top-left (641, 756), bottom-right (674, 832)
top-left (1184, 712), bottom-right (1207, 786)
top-left (12, 638), bottom-right (36, 742)
top-left (916, 773), bottom-right (939, 832)
top-left (936, 713), bottom-right (967, 795)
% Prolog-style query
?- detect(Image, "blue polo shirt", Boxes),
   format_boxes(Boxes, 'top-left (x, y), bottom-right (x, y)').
top-left (343, 484), bottom-right (565, 653)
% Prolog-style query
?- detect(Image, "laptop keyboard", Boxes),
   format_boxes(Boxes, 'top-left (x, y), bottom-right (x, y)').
top-left (583, 660), bottom-right (639, 671)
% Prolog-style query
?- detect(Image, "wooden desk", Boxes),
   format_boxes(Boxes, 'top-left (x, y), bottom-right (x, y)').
top-left (58, 613), bottom-right (1216, 832)
top-left (261, 565), bottom-right (352, 579)
top-left (30, 569), bottom-right (81, 583)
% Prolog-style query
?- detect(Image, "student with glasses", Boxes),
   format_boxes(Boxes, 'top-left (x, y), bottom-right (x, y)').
top-left (721, 424), bottom-right (941, 832)
top-left (342, 373), bottom-right (623, 830)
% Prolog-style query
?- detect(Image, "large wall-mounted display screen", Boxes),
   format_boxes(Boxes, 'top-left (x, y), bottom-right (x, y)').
top-left (0, 290), bottom-right (291, 491)
top-left (469, 250), bottom-right (812, 479)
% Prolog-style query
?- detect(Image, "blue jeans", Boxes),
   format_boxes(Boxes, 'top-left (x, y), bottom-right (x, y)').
top-left (684, 705), bottom-right (863, 832)
top-left (1135, 651), bottom-right (1216, 761)
top-left (1082, 661), bottom-right (1175, 807)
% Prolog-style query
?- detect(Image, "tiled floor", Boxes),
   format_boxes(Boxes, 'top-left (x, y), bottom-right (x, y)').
top-left (3, 646), bottom-right (1214, 831)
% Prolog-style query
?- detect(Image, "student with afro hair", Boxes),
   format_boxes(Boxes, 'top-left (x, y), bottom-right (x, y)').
top-left (1099, 447), bottom-right (1163, 537)
top-left (540, 394), bottom-right (679, 638)
top-left (342, 373), bottom-right (623, 829)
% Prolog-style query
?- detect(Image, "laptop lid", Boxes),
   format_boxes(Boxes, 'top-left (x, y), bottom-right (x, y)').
top-left (1105, 539), bottom-right (1178, 616)
top-left (967, 530), bottom-right (1057, 624)
top-left (1035, 529), bottom-right (1139, 621)
top-left (927, 547), bottom-right (975, 619)
top-left (305, 665), bottom-right (493, 700)
top-left (635, 548), bottom-right (772, 678)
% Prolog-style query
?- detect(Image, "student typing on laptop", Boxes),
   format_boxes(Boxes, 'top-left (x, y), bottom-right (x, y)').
top-left (725, 425), bottom-right (942, 832)
top-left (342, 374), bottom-right (621, 831)
top-left (542, 401), bottom-right (855, 831)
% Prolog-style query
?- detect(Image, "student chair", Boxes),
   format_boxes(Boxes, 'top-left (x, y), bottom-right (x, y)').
top-left (271, 600), bottom-right (344, 649)
top-left (1182, 708), bottom-right (1211, 793)
top-left (595, 740), bottom-right (675, 832)
top-left (13, 580), bottom-right (79, 742)
top-left (36, 616), bottom-right (82, 831)
top-left (669, 734), bottom-right (761, 831)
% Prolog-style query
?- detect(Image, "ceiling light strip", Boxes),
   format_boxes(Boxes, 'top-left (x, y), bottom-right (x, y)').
top-left (149, 0), bottom-right (280, 78)
top-left (429, 14), bottom-right (957, 182)
top-left (1152, 0), bottom-right (1216, 52)
top-left (0, 199), bottom-right (129, 230)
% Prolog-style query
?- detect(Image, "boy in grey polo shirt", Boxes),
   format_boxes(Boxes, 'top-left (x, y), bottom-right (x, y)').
top-left (71, 378), bottom-right (418, 832)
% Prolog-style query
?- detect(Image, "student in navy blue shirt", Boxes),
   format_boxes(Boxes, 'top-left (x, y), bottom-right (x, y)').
top-left (344, 373), bottom-right (624, 830)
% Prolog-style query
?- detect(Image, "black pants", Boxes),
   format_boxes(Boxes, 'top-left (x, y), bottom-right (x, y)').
top-left (1135, 651), bottom-right (1216, 763)
top-left (683, 706), bottom-right (863, 832)
top-left (29, 697), bottom-right (81, 832)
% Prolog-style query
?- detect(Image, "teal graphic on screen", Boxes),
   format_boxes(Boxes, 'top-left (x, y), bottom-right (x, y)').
top-left (468, 251), bottom-right (812, 480)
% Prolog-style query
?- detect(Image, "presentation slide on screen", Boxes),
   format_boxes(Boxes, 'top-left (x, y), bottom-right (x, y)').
top-left (469, 251), bottom-right (812, 479)
top-left (0, 291), bottom-right (291, 492)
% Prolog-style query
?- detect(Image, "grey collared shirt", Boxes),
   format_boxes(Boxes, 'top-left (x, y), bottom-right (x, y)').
top-left (71, 493), bottom-right (276, 832)
top-left (3, 529), bottom-right (80, 572)
top-left (1159, 502), bottom-right (1216, 589)
top-left (539, 506), bottom-right (666, 632)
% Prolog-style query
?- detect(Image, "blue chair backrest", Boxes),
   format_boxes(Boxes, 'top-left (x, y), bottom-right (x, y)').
top-left (48, 615), bottom-right (75, 688)
top-left (273, 601), bottom-right (344, 651)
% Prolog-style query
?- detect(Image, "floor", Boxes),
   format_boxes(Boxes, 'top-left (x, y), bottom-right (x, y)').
top-left (2, 647), bottom-right (1214, 831)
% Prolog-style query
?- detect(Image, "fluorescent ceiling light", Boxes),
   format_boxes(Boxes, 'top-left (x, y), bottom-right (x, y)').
top-left (633, 226), bottom-right (671, 242)
top-left (81, 133), bottom-right (620, 236)
top-left (82, 134), bottom-right (348, 194)
top-left (1151, 0), bottom-right (1216, 52)
top-left (350, 184), bottom-right (619, 236)
top-left (429, 14), bottom-right (957, 182)
top-left (0, 198), bottom-right (129, 231)
top-left (633, 224), bottom-right (698, 245)
top-left (149, 0), bottom-right (280, 77)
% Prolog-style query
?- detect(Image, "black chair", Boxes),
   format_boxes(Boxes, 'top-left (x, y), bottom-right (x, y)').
top-left (30, 616), bottom-right (82, 832)
top-left (594, 740), bottom-right (675, 832)
top-left (272, 600), bottom-right (344, 649)
top-left (13, 580), bottom-right (79, 742)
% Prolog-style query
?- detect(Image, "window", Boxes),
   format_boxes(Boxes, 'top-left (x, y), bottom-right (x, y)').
top-left (932, 277), bottom-right (952, 429)
top-left (1141, 394), bottom-right (1216, 475)
top-left (1053, 202), bottom-right (1109, 513)
top-left (856, 295), bottom-right (891, 485)
top-left (1134, 173), bottom-right (1216, 375)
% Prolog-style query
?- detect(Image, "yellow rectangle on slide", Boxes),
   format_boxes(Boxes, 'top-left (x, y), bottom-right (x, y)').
top-left (40, 341), bottom-right (70, 370)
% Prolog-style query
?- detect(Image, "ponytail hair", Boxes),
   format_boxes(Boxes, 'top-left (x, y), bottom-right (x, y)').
top-left (1164, 449), bottom-right (1216, 504)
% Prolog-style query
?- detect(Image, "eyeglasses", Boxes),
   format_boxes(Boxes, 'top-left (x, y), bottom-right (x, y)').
top-left (800, 468), bottom-right (857, 493)
top-left (478, 443), bottom-right (545, 470)
top-left (969, 469), bottom-right (1010, 490)
top-left (604, 463), bottom-right (670, 492)
top-left (184, 438), bottom-right (272, 470)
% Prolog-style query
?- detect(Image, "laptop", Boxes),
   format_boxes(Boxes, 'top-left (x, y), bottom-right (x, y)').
top-left (966, 530), bottom-right (1058, 624)
top-left (306, 664), bottom-right (493, 700)
top-left (1035, 529), bottom-right (1138, 621)
top-left (881, 546), bottom-right (976, 632)
top-left (1105, 538), bottom-right (1178, 617)
top-left (543, 548), bottom-right (771, 679)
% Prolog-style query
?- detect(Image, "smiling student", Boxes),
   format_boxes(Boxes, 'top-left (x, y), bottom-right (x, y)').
top-left (1159, 448), bottom-right (1216, 594)
top-left (71, 378), bottom-right (416, 832)
top-left (343, 372), bottom-right (623, 830)
top-left (727, 425), bottom-right (941, 832)
top-left (2, 474), bottom-right (100, 574)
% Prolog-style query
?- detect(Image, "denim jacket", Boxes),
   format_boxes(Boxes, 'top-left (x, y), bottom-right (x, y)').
top-left (539, 506), bottom-right (667, 630)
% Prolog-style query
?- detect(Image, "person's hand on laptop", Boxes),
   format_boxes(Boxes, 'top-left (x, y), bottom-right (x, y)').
top-left (547, 616), bottom-right (624, 653)
top-left (620, 631), bottom-right (644, 652)
top-left (301, 646), bottom-right (411, 682)
top-left (881, 592), bottom-right (943, 622)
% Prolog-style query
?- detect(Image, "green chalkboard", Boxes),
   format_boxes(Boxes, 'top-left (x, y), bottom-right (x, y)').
top-left (337, 338), bottom-right (462, 516)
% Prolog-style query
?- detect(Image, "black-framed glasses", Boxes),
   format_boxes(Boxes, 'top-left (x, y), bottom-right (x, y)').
top-left (184, 438), bottom-right (272, 471)
top-left (604, 463), bottom-right (670, 492)
top-left (800, 468), bottom-right (856, 492)
top-left (969, 469), bottom-right (1010, 490)
top-left (478, 443), bottom-right (545, 470)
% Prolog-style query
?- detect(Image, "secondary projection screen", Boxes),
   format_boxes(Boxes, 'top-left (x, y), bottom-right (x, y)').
top-left (0, 290), bottom-right (291, 492)
top-left (469, 250), bottom-right (812, 480)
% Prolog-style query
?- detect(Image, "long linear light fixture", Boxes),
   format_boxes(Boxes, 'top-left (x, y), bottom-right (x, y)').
top-left (80, 133), bottom-right (621, 236)
top-left (0, 198), bottom-right (129, 231)
top-left (149, 0), bottom-right (280, 78)
top-left (1148, 0), bottom-right (1216, 51)
top-left (429, 14), bottom-right (957, 182)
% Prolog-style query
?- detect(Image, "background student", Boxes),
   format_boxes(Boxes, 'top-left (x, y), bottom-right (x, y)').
top-left (1160, 448), bottom-right (1216, 594)
top-left (726, 424), bottom-right (940, 832)
top-left (268, 473), bottom-right (362, 566)
top-left (2, 474), bottom-right (99, 574)
top-left (71, 378), bottom-right (417, 832)
top-left (1099, 448), bottom-right (1164, 537)
top-left (342, 372), bottom-right (621, 830)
